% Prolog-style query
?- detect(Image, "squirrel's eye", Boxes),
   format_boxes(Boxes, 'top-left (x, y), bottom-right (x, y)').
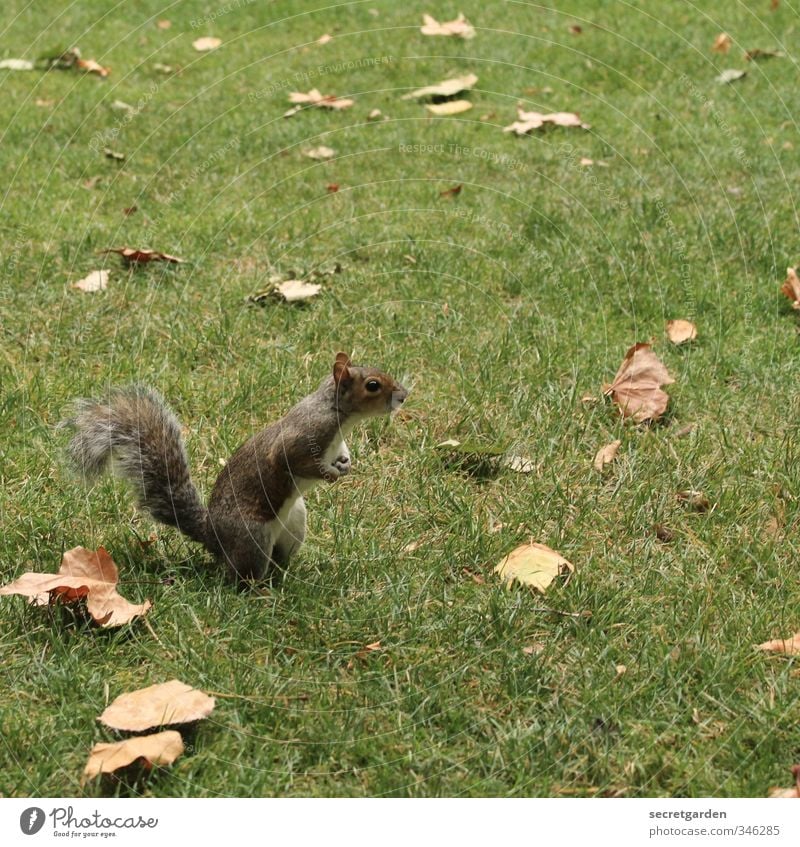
top-left (365, 379), bottom-right (381, 393)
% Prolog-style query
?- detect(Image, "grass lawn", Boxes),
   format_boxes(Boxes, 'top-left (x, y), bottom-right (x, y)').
top-left (2, 0), bottom-right (800, 797)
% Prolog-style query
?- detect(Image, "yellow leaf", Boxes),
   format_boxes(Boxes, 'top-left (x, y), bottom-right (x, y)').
top-left (494, 542), bottom-right (574, 593)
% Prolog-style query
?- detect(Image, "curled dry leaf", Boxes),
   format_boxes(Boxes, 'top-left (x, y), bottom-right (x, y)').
top-left (272, 279), bottom-right (322, 303)
top-left (605, 343), bottom-right (674, 423)
top-left (100, 247), bottom-right (184, 264)
top-left (745, 49), bottom-right (783, 61)
top-left (420, 13), bottom-right (476, 40)
top-left (712, 33), bottom-right (732, 54)
top-left (83, 730), bottom-right (184, 780)
top-left (757, 632), bottom-right (800, 656)
top-left (504, 108), bottom-right (590, 135)
top-left (99, 680), bottom-right (216, 731)
top-left (780, 267), bottom-right (800, 309)
top-left (494, 542), bottom-right (574, 594)
top-left (676, 489), bottom-right (710, 512)
top-left (593, 439), bottom-right (621, 472)
top-left (768, 765), bottom-right (800, 798)
top-left (716, 68), bottom-right (746, 84)
top-left (439, 184), bottom-right (462, 198)
top-left (193, 37), bottom-right (221, 51)
top-left (401, 73), bottom-right (478, 101)
top-left (288, 88), bottom-right (354, 110)
top-left (77, 58), bottom-right (110, 77)
top-left (304, 145), bottom-right (335, 160)
top-left (0, 58), bottom-right (35, 70)
top-left (666, 319), bottom-right (697, 344)
top-left (0, 546), bottom-right (152, 627)
top-left (426, 99), bottom-right (473, 116)
top-left (72, 270), bottom-right (109, 293)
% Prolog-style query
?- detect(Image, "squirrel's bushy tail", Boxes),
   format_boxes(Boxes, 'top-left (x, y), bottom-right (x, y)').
top-left (64, 386), bottom-right (210, 547)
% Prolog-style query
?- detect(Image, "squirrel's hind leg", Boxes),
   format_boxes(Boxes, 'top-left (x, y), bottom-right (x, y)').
top-left (272, 497), bottom-right (307, 567)
top-left (210, 516), bottom-right (272, 581)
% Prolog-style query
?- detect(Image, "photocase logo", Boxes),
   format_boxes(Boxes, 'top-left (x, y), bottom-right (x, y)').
top-left (20, 807), bottom-right (46, 835)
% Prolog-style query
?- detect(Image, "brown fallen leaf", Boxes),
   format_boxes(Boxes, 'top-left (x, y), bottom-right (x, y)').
top-left (100, 247), bottom-right (184, 265)
top-left (288, 88), bottom-right (354, 110)
top-left (676, 489), bottom-right (710, 512)
top-left (494, 542), bottom-right (574, 593)
top-left (504, 107), bottom-right (590, 135)
top-left (768, 765), bottom-right (800, 798)
top-left (104, 148), bottom-right (125, 161)
top-left (420, 13), bottom-right (475, 40)
top-left (193, 37), bottom-right (221, 52)
top-left (439, 184), bottom-right (462, 198)
top-left (757, 632), bottom-right (800, 656)
top-left (76, 58), bottom-right (110, 77)
top-left (157, 19), bottom-right (172, 30)
top-left (0, 546), bottom-right (151, 627)
top-left (368, 108), bottom-right (383, 120)
top-left (0, 58), bottom-right (35, 70)
top-left (316, 33), bottom-right (332, 45)
top-left (745, 48), bottom-right (783, 61)
top-left (303, 145), bottom-right (335, 160)
top-left (462, 567), bottom-right (485, 584)
top-left (99, 680), bottom-right (216, 731)
top-left (72, 270), bottom-right (109, 293)
top-left (326, 183), bottom-right (340, 193)
top-left (594, 439), bottom-right (621, 471)
top-left (272, 279), bottom-right (322, 303)
top-left (605, 343), bottom-right (674, 423)
top-left (83, 730), bottom-right (184, 780)
top-left (666, 319), bottom-right (697, 344)
top-left (502, 455), bottom-right (535, 473)
top-left (712, 33), bottom-right (732, 54)
top-left (401, 73), bottom-right (478, 101)
top-left (568, 24), bottom-right (583, 35)
top-left (780, 267), bottom-right (800, 309)
top-left (426, 99), bottom-right (473, 116)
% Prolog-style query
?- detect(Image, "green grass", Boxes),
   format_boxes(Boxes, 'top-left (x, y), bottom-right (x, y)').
top-left (2, 0), bottom-right (800, 797)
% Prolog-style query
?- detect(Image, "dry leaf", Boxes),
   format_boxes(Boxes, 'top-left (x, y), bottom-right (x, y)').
top-left (368, 108), bottom-right (383, 120)
top-left (420, 13), bottom-right (476, 40)
top-left (426, 99), bottom-right (473, 116)
top-left (153, 62), bottom-right (176, 74)
top-left (0, 546), bottom-right (151, 627)
top-left (768, 765), bottom-right (800, 798)
top-left (614, 664), bottom-right (627, 679)
top-left (273, 279), bottom-right (322, 302)
top-left (716, 68), bottom-right (746, 84)
top-left (316, 33), bottom-right (332, 45)
top-left (327, 183), bottom-right (340, 193)
top-left (303, 145), bottom-right (335, 160)
top-left (781, 267), bottom-right (800, 309)
top-left (288, 88), bottom-right (354, 110)
top-left (104, 148), bottom-right (125, 161)
top-left (502, 455), bottom-right (535, 473)
top-left (504, 107), bottom-right (590, 135)
top-left (439, 184), bottom-right (462, 198)
top-left (0, 58), bottom-right (34, 70)
top-left (193, 37), bottom-right (221, 51)
top-left (99, 680), bottom-right (216, 731)
top-left (666, 319), bottom-right (697, 344)
top-left (712, 33), bottom-right (732, 53)
top-left (676, 489), bottom-right (710, 512)
top-left (401, 73), bottom-right (478, 101)
top-left (72, 270), bottom-right (109, 293)
top-left (757, 632), bottom-right (800, 655)
top-left (100, 247), bottom-right (184, 264)
top-left (494, 542), bottom-right (574, 593)
top-left (594, 439), bottom-right (621, 471)
top-left (76, 58), bottom-right (110, 77)
top-left (83, 731), bottom-right (183, 780)
top-left (522, 643), bottom-right (544, 655)
top-left (745, 48), bottom-right (783, 61)
top-left (157, 19), bottom-right (172, 29)
top-left (568, 24), bottom-right (582, 35)
top-left (605, 343), bottom-right (674, 423)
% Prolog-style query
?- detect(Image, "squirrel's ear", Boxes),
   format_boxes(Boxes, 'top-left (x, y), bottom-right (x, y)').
top-left (333, 353), bottom-right (352, 386)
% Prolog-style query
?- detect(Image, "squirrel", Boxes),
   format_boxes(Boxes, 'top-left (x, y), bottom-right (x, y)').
top-left (63, 353), bottom-right (408, 581)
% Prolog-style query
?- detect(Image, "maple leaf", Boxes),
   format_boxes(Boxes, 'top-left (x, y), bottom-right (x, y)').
top-left (666, 319), bottom-right (697, 344)
top-left (83, 731), bottom-right (184, 780)
top-left (100, 247), bottom-right (184, 265)
top-left (99, 680), bottom-right (216, 731)
top-left (504, 108), bottom-right (590, 135)
top-left (420, 13), bottom-right (476, 39)
top-left (287, 88), bottom-right (354, 111)
top-left (605, 343), bottom-right (674, 423)
top-left (494, 542), bottom-right (574, 593)
top-left (401, 73), bottom-right (478, 101)
top-left (781, 267), bottom-right (800, 309)
top-left (0, 546), bottom-right (151, 627)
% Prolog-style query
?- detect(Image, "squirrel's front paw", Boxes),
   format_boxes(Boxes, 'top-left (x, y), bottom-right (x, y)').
top-left (332, 455), bottom-right (351, 476)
